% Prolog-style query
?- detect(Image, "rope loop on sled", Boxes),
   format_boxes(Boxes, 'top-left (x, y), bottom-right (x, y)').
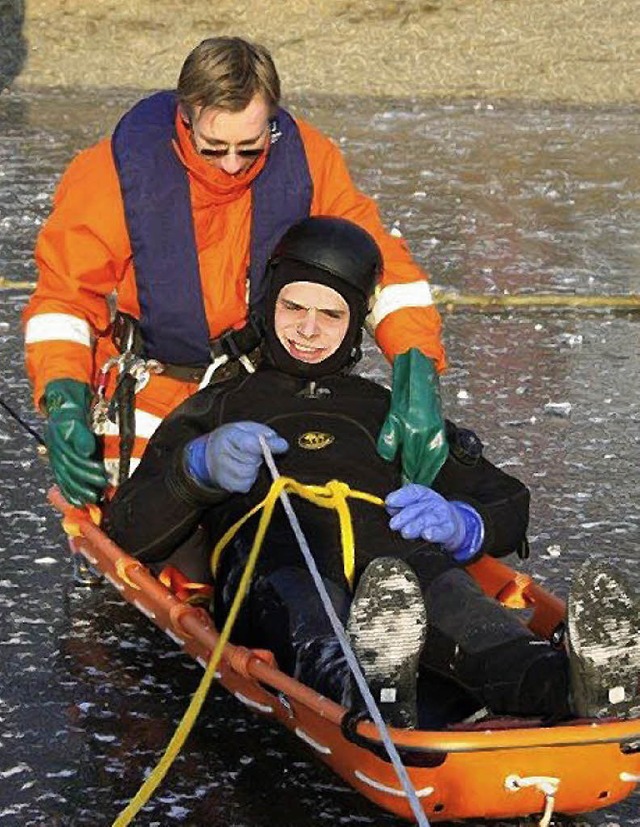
top-left (114, 557), bottom-right (143, 590)
top-left (61, 503), bottom-right (102, 538)
top-left (505, 774), bottom-right (559, 827)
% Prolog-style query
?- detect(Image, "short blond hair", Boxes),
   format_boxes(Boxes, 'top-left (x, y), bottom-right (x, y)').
top-left (177, 37), bottom-right (280, 118)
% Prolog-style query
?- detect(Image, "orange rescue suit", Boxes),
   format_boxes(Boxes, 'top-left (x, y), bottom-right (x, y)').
top-left (24, 110), bottom-right (445, 482)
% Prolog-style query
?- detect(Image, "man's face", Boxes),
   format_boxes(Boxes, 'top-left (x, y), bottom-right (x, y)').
top-left (188, 93), bottom-right (271, 175)
top-left (274, 281), bottom-right (350, 364)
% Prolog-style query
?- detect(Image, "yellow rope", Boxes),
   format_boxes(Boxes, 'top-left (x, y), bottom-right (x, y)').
top-left (3, 275), bottom-right (640, 311)
top-left (0, 277), bottom-right (36, 290)
top-left (211, 477), bottom-right (383, 589)
top-left (111, 499), bottom-right (273, 825)
top-left (431, 287), bottom-right (640, 311)
top-left (112, 475), bottom-right (380, 825)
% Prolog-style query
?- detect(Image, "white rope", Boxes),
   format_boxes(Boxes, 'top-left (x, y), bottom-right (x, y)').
top-left (505, 774), bottom-right (559, 827)
top-left (620, 772), bottom-right (640, 783)
top-left (233, 692), bottom-right (274, 714)
top-left (199, 352), bottom-right (256, 391)
top-left (198, 355), bottom-right (229, 390)
top-left (259, 436), bottom-right (431, 827)
top-left (354, 770), bottom-right (434, 798)
top-left (132, 600), bottom-right (156, 621)
top-left (294, 727), bottom-right (332, 754)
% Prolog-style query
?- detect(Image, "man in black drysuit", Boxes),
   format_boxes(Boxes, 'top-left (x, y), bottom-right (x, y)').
top-left (105, 217), bottom-right (640, 728)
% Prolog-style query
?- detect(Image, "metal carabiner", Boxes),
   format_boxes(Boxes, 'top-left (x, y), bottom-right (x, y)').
top-left (127, 356), bottom-right (153, 394)
top-left (91, 355), bottom-right (122, 434)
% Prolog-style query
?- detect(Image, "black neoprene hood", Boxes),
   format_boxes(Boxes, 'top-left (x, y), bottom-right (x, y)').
top-left (263, 217), bottom-right (383, 379)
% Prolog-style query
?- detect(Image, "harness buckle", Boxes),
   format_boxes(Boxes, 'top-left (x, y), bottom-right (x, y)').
top-left (201, 315), bottom-right (264, 389)
top-left (209, 313), bottom-right (264, 362)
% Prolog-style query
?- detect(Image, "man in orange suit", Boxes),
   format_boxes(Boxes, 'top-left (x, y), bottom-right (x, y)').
top-left (23, 36), bottom-right (447, 506)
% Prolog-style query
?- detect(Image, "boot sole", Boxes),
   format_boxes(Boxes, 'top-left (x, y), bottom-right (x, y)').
top-left (568, 561), bottom-right (640, 719)
top-left (347, 557), bottom-right (427, 728)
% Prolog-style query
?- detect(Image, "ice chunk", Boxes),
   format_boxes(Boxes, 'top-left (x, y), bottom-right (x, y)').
top-left (544, 401), bottom-right (572, 418)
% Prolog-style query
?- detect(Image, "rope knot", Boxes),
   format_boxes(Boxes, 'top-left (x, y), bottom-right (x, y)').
top-left (211, 476), bottom-right (384, 590)
top-left (324, 479), bottom-right (352, 500)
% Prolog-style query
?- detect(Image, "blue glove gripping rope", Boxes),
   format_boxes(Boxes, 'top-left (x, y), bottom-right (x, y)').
top-left (185, 424), bottom-right (289, 492)
top-left (258, 436), bottom-right (432, 827)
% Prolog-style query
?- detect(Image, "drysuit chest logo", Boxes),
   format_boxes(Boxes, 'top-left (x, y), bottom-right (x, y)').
top-left (297, 431), bottom-right (335, 450)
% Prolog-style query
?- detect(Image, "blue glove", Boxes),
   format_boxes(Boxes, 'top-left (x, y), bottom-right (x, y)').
top-left (386, 483), bottom-right (484, 563)
top-left (185, 422), bottom-right (289, 494)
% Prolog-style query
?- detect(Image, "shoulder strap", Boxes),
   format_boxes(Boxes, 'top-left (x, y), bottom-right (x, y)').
top-left (248, 108), bottom-right (313, 312)
top-left (112, 91), bottom-right (211, 364)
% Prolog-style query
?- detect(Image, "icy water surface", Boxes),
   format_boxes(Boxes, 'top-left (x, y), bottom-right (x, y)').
top-left (0, 88), bottom-right (639, 825)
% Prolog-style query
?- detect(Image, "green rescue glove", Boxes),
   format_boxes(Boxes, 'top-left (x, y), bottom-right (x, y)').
top-left (43, 378), bottom-right (108, 506)
top-left (376, 348), bottom-right (449, 486)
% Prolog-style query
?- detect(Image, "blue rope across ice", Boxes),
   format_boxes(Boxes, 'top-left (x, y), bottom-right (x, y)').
top-left (259, 436), bottom-right (431, 827)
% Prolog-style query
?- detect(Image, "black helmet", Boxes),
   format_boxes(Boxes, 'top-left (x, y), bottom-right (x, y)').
top-left (263, 217), bottom-right (383, 380)
top-left (269, 216), bottom-right (382, 301)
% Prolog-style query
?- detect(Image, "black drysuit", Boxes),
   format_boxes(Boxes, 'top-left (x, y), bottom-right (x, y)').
top-left (106, 367), bottom-right (569, 721)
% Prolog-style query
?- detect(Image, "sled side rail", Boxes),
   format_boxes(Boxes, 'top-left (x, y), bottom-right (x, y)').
top-left (48, 487), bottom-right (640, 756)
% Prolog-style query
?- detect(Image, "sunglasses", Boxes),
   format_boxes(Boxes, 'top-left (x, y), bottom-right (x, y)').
top-left (197, 145), bottom-right (265, 159)
top-left (185, 117), bottom-right (269, 161)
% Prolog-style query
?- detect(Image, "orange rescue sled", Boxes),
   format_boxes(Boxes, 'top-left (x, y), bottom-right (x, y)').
top-left (50, 488), bottom-right (640, 824)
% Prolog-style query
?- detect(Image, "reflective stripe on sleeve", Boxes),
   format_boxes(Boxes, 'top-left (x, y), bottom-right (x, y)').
top-left (24, 313), bottom-right (93, 347)
top-left (104, 457), bottom-right (140, 486)
top-left (98, 408), bottom-right (163, 440)
top-left (367, 281), bottom-right (434, 329)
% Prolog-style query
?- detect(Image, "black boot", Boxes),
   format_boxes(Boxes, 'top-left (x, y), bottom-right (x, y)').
top-left (409, 555), bottom-right (570, 719)
top-left (568, 560), bottom-right (640, 719)
top-left (347, 557), bottom-right (427, 728)
top-left (249, 566), bottom-right (352, 704)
